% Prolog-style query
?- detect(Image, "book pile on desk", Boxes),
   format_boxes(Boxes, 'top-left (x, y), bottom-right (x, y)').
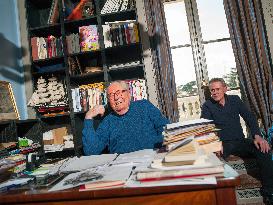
top-left (135, 152), bottom-right (224, 183)
top-left (131, 119), bottom-right (224, 184)
top-left (163, 119), bottom-right (221, 154)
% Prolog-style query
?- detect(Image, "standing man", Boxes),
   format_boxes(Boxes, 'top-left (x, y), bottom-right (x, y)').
top-left (201, 78), bottom-right (273, 203)
top-left (82, 80), bottom-right (169, 155)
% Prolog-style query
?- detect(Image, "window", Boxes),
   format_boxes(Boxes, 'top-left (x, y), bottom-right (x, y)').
top-left (164, 0), bottom-right (242, 123)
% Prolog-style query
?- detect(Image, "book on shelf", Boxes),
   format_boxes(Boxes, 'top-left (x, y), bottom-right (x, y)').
top-left (104, 21), bottom-right (139, 47)
top-left (79, 25), bottom-right (99, 52)
top-left (71, 83), bottom-right (106, 113)
top-left (31, 37), bottom-right (38, 61)
top-left (102, 24), bottom-right (112, 48)
top-left (68, 56), bottom-right (82, 75)
top-left (66, 33), bottom-right (80, 54)
top-left (48, 0), bottom-right (59, 24)
top-left (31, 36), bottom-right (63, 61)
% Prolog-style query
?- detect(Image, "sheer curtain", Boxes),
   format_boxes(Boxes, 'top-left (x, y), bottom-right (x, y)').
top-left (143, 0), bottom-right (179, 122)
top-left (223, 0), bottom-right (273, 133)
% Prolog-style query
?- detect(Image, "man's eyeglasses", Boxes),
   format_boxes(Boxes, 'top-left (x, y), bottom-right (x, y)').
top-left (108, 89), bottom-right (128, 99)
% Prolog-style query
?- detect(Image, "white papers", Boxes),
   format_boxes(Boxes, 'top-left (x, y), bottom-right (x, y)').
top-left (111, 149), bottom-right (156, 169)
top-left (165, 118), bottom-right (213, 130)
top-left (60, 154), bottom-right (118, 173)
top-left (49, 165), bottom-right (133, 192)
top-left (0, 178), bottom-right (34, 189)
top-left (49, 168), bottom-right (99, 192)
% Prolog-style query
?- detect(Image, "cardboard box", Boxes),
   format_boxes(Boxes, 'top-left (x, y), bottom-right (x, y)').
top-left (52, 127), bottom-right (68, 145)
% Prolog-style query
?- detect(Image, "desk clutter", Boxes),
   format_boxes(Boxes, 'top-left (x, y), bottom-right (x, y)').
top-left (0, 119), bottom-right (237, 193)
top-left (0, 138), bottom-right (42, 185)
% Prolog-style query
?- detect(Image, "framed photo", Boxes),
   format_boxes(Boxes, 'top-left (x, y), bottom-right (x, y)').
top-left (0, 81), bottom-right (20, 121)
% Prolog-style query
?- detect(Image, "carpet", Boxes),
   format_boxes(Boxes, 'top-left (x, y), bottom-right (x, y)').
top-left (224, 155), bottom-right (264, 205)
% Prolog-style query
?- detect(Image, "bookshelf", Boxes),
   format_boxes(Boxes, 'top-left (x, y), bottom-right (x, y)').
top-left (25, 0), bottom-right (147, 156)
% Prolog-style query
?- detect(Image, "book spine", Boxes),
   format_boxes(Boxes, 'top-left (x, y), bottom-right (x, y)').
top-left (31, 37), bottom-right (38, 61)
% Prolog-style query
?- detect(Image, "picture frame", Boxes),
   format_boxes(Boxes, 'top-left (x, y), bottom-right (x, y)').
top-left (0, 81), bottom-right (20, 121)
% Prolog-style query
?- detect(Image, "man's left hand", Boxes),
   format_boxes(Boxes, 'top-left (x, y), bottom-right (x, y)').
top-left (254, 135), bottom-right (270, 153)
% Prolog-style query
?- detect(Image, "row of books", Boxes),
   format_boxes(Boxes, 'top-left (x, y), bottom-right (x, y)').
top-left (66, 33), bottom-right (80, 54)
top-left (31, 36), bottom-right (63, 61)
top-left (126, 79), bottom-right (147, 101)
top-left (60, 25), bottom-right (100, 56)
top-left (71, 83), bottom-right (106, 113)
top-left (71, 79), bottom-right (147, 113)
top-left (101, 0), bottom-right (135, 14)
top-left (102, 21), bottom-right (139, 48)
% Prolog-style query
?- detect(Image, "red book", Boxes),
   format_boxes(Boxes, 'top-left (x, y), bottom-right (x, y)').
top-left (31, 37), bottom-right (38, 61)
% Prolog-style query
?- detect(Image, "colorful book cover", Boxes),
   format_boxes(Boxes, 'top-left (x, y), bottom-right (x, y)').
top-left (79, 25), bottom-right (99, 52)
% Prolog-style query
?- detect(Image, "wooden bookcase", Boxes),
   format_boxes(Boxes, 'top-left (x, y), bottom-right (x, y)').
top-left (25, 0), bottom-right (146, 157)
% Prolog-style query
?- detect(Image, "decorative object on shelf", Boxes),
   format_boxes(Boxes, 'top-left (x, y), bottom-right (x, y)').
top-left (82, 1), bottom-right (95, 18)
top-left (28, 76), bottom-right (69, 115)
top-left (66, 0), bottom-right (89, 21)
top-left (0, 81), bottom-right (20, 121)
top-left (101, 0), bottom-right (135, 14)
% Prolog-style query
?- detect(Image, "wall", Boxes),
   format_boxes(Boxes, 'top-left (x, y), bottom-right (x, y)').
top-left (0, 0), bottom-right (28, 119)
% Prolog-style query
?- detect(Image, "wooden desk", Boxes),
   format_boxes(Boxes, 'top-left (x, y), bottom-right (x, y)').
top-left (0, 177), bottom-right (239, 205)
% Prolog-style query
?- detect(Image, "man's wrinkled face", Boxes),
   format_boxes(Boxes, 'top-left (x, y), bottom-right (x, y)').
top-left (107, 83), bottom-right (131, 115)
top-left (209, 81), bottom-right (227, 103)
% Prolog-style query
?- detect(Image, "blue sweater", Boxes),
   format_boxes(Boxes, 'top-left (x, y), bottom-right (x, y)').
top-left (201, 95), bottom-right (260, 141)
top-left (82, 100), bottom-right (169, 155)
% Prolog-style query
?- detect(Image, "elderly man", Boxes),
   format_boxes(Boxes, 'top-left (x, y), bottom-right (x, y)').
top-left (82, 80), bottom-right (169, 155)
top-left (201, 78), bottom-right (273, 203)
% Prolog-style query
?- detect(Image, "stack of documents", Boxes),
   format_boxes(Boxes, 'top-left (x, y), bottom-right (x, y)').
top-left (164, 119), bottom-right (221, 154)
top-left (134, 153), bottom-right (224, 183)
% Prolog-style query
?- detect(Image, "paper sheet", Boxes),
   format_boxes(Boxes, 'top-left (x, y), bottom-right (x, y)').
top-left (60, 154), bottom-right (118, 173)
top-left (49, 165), bottom-right (133, 192)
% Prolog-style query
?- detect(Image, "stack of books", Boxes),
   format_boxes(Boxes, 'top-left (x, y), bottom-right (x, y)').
top-left (135, 152), bottom-right (224, 182)
top-left (132, 119), bottom-right (224, 184)
top-left (163, 119), bottom-right (221, 154)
